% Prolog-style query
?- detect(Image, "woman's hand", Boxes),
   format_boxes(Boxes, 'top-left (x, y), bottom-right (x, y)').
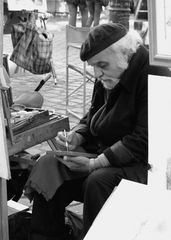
top-left (55, 131), bottom-right (84, 151)
top-left (59, 156), bottom-right (90, 173)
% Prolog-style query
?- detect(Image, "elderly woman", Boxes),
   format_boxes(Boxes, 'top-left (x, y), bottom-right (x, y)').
top-left (26, 23), bottom-right (171, 240)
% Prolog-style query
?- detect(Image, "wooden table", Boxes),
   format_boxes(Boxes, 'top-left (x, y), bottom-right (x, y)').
top-left (8, 114), bottom-right (70, 156)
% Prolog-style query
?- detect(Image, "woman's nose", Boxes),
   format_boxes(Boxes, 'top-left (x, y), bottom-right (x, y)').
top-left (94, 66), bottom-right (103, 78)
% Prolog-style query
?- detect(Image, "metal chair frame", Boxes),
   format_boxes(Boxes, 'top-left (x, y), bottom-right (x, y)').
top-left (66, 25), bottom-right (95, 120)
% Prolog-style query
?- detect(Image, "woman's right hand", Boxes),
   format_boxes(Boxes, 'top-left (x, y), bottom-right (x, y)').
top-left (55, 130), bottom-right (84, 151)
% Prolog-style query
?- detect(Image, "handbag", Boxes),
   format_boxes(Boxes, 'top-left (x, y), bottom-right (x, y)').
top-left (10, 23), bottom-right (54, 74)
top-left (11, 22), bottom-right (26, 48)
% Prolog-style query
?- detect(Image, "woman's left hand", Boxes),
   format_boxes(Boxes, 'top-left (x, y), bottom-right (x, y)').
top-left (59, 156), bottom-right (90, 173)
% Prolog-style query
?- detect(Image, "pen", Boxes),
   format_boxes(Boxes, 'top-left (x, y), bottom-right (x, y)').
top-left (63, 129), bottom-right (69, 153)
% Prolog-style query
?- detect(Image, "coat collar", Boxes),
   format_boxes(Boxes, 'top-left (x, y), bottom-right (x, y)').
top-left (119, 45), bottom-right (149, 93)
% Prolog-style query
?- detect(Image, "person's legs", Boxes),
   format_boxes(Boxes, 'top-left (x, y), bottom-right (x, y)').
top-left (93, 1), bottom-right (102, 26)
top-left (86, 0), bottom-right (95, 27)
top-left (67, 3), bottom-right (77, 26)
top-left (79, 4), bottom-right (88, 27)
top-left (82, 167), bottom-right (122, 236)
top-left (30, 178), bottom-right (85, 240)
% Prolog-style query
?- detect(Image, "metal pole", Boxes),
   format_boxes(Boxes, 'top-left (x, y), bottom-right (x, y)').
top-left (109, 0), bottom-right (131, 29)
top-left (0, 2), bottom-right (9, 240)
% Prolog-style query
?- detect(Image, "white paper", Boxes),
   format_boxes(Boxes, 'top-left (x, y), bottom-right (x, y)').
top-left (84, 180), bottom-right (171, 240)
top-left (0, 66), bottom-right (11, 179)
top-left (148, 74), bottom-right (171, 189)
top-left (0, 100), bottom-right (10, 179)
top-left (0, 67), bottom-right (9, 89)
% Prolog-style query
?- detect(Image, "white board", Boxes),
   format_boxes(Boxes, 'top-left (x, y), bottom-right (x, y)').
top-left (84, 180), bottom-right (171, 240)
top-left (7, 0), bottom-right (47, 12)
top-left (148, 74), bottom-right (171, 189)
top-left (0, 92), bottom-right (10, 179)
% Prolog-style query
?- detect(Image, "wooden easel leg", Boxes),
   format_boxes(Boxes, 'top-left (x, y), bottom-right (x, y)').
top-left (0, 178), bottom-right (9, 240)
top-left (47, 138), bottom-right (60, 151)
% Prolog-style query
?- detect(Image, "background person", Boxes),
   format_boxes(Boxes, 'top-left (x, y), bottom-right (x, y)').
top-left (86, 0), bottom-right (109, 27)
top-left (26, 23), bottom-right (171, 240)
top-left (65, 0), bottom-right (88, 27)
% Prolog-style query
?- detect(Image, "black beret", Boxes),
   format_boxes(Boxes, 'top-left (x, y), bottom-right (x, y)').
top-left (80, 23), bottom-right (127, 61)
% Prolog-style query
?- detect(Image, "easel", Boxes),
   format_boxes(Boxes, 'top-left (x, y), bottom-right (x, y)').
top-left (0, 179), bottom-right (9, 240)
top-left (0, 2), bottom-right (11, 240)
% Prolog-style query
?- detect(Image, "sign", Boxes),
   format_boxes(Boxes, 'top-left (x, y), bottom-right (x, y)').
top-left (7, 0), bottom-right (47, 12)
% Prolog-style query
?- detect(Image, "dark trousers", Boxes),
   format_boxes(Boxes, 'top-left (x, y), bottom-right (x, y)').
top-left (30, 167), bottom-right (122, 240)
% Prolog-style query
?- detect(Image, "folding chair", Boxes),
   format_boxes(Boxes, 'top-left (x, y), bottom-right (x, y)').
top-left (66, 25), bottom-right (95, 120)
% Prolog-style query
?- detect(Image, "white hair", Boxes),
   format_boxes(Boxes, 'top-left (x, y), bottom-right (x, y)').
top-left (110, 29), bottom-right (143, 58)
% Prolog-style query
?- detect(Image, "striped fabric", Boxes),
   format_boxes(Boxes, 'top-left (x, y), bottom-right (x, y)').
top-left (10, 23), bottom-right (54, 74)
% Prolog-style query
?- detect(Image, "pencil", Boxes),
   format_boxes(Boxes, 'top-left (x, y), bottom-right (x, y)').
top-left (63, 129), bottom-right (69, 152)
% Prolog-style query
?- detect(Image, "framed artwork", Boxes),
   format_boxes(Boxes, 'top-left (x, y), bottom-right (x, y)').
top-left (148, 0), bottom-right (171, 67)
top-left (7, 0), bottom-right (47, 12)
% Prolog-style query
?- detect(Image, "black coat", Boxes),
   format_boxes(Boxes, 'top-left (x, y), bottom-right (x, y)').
top-left (75, 45), bottom-right (171, 184)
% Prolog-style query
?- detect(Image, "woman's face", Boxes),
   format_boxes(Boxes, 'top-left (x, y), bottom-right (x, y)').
top-left (87, 46), bottom-right (128, 89)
